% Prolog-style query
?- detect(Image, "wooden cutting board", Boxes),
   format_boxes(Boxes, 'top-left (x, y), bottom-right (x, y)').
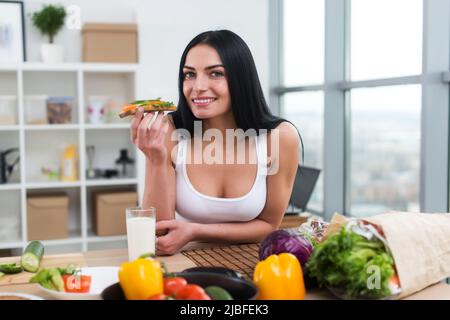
top-left (0, 253), bottom-right (86, 286)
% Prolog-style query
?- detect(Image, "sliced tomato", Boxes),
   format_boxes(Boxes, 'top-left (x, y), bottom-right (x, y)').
top-left (62, 274), bottom-right (92, 293)
top-left (174, 284), bottom-right (211, 300)
top-left (163, 277), bottom-right (188, 297)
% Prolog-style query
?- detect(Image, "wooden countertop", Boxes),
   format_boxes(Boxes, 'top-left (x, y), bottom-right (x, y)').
top-left (1, 247), bottom-right (449, 300)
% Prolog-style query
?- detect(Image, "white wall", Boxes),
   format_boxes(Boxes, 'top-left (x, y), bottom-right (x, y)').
top-left (136, 0), bottom-right (270, 101)
top-left (23, 0), bottom-right (270, 97)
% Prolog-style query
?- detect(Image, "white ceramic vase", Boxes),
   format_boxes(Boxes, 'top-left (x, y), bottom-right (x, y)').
top-left (40, 43), bottom-right (64, 63)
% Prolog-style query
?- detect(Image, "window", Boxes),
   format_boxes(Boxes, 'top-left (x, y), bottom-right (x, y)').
top-left (350, 85), bottom-right (421, 217)
top-left (282, 92), bottom-right (324, 211)
top-left (351, 0), bottom-right (423, 80)
top-left (276, 0), bottom-right (449, 219)
top-left (348, 0), bottom-right (423, 216)
top-left (283, 0), bottom-right (324, 86)
top-left (280, 0), bottom-right (325, 213)
top-left (276, 0), bottom-right (450, 219)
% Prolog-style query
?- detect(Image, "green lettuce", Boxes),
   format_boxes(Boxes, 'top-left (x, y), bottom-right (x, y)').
top-left (306, 226), bottom-right (395, 299)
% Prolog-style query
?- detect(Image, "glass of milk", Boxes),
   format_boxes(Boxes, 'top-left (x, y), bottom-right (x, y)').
top-left (126, 207), bottom-right (156, 261)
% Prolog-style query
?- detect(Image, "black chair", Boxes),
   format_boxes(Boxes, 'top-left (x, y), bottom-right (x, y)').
top-left (285, 165), bottom-right (321, 215)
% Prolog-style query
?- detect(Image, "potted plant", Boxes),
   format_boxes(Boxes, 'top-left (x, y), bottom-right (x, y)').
top-left (31, 4), bottom-right (66, 63)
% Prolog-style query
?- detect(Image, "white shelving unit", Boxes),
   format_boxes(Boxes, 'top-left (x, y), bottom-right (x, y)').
top-left (0, 62), bottom-right (139, 254)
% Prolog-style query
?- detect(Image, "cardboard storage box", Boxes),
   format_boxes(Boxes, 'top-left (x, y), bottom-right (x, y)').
top-left (27, 194), bottom-right (69, 240)
top-left (82, 23), bottom-right (138, 63)
top-left (93, 190), bottom-right (137, 236)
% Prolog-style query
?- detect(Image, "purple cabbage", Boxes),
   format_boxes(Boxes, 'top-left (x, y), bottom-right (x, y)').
top-left (259, 229), bottom-right (314, 266)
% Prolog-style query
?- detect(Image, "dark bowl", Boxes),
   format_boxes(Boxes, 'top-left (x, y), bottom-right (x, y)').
top-left (181, 266), bottom-right (243, 279)
top-left (101, 272), bottom-right (258, 300)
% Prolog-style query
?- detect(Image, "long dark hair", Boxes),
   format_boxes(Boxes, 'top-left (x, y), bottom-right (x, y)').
top-left (170, 30), bottom-right (304, 161)
top-left (171, 30), bottom-right (286, 134)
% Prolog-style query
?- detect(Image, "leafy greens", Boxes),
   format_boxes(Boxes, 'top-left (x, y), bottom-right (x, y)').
top-left (306, 226), bottom-right (395, 299)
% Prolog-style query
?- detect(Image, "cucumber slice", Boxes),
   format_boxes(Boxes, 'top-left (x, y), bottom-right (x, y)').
top-left (21, 241), bottom-right (44, 273)
top-left (49, 268), bottom-right (65, 292)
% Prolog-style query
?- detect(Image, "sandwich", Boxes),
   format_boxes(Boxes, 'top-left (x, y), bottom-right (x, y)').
top-left (119, 98), bottom-right (177, 119)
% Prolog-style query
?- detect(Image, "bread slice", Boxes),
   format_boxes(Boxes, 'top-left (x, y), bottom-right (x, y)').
top-left (119, 98), bottom-right (177, 119)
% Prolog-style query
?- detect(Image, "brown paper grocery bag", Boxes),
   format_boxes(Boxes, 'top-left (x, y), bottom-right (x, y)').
top-left (322, 213), bottom-right (349, 240)
top-left (322, 212), bottom-right (450, 299)
top-left (364, 212), bottom-right (450, 298)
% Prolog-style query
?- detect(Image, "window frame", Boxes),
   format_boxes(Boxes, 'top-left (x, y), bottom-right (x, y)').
top-left (272, 0), bottom-right (450, 219)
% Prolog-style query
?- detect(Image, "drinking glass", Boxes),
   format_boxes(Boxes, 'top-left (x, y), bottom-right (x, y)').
top-left (125, 207), bottom-right (156, 261)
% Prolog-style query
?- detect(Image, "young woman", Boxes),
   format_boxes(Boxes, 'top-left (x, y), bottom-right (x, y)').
top-left (131, 30), bottom-right (301, 255)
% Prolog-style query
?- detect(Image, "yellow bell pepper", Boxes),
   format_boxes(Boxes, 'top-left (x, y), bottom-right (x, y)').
top-left (253, 253), bottom-right (306, 300)
top-left (119, 258), bottom-right (163, 300)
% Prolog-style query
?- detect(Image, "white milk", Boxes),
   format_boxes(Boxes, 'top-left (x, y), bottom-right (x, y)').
top-left (126, 216), bottom-right (156, 261)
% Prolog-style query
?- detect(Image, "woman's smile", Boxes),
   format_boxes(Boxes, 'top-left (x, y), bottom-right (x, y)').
top-left (192, 97), bottom-right (217, 107)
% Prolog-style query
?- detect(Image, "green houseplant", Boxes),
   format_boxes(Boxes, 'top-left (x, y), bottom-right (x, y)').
top-left (31, 4), bottom-right (67, 63)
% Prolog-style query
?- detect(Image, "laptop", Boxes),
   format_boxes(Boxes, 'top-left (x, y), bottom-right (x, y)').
top-left (285, 165), bottom-right (321, 215)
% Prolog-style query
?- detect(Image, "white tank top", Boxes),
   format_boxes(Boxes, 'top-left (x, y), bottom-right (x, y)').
top-left (175, 134), bottom-right (268, 223)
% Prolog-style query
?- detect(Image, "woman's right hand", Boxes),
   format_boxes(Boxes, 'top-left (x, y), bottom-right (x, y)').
top-left (130, 107), bottom-right (170, 165)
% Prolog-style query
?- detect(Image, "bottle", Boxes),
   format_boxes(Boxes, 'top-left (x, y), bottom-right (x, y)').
top-left (61, 145), bottom-right (78, 181)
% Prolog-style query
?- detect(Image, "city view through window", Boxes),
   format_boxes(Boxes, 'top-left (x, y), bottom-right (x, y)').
top-left (282, 0), bottom-right (423, 216)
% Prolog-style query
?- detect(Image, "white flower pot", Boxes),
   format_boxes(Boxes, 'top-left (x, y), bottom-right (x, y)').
top-left (40, 43), bottom-right (64, 63)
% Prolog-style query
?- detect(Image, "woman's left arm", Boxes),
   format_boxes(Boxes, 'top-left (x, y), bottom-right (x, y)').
top-left (156, 122), bottom-right (300, 255)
